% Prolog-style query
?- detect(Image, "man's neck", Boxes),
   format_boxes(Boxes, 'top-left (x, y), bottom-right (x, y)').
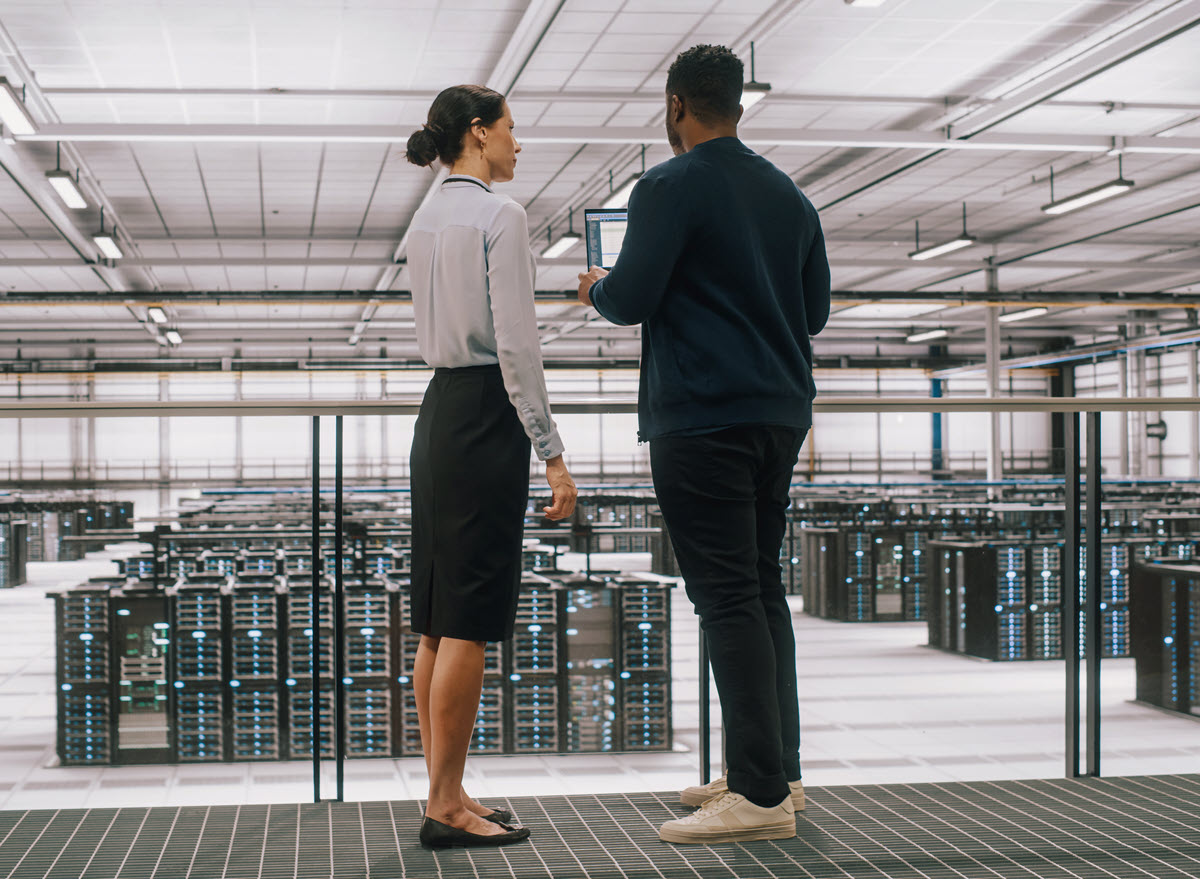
top-left (684, 126), bottom-right (738, 152)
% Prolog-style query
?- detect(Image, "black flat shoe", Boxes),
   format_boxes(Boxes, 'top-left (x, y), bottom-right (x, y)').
top-left (482, 808), bottom-right (514, 825)
top-left (420, 816), bottom-right (530, 849)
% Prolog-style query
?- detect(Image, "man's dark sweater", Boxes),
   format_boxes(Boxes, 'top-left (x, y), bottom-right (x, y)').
top-left (589, 136), bottom-right (831, 441)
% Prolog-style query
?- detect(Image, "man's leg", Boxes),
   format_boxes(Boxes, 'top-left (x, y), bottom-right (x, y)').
top-left (651, 429), bottom-right (789, 806)
top-left (754, 427), bottom-right (808, 784)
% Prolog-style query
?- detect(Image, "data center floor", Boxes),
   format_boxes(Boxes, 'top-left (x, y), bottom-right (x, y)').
top-left (1, 777), bottom-right (1198, 879)
top-left (0, 545), bottom-right (1196, 812)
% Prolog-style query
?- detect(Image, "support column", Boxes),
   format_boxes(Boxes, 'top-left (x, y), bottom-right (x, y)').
top-left (379, 373), bottom-right (389, 483)
top-left (15, 376), bottom-right (22, 481)
top-left (234, 369), bottom-right (244, 483)
top-left (985, 262), bottom-right (1002, 485)
top-left (1116, 353), bottom-right (1129, 477)
top-left (85, 374), bottom-right (96, 483)
top-left (356, 373), bottom-right (368, 480)
top-left (875, 369), bottom-right (883, 482)
top-left (931, 371), bottom-right (944, 477)
top-left (1190, 344), bottom-right (1199, 479)
top-left (158, 375), bottom-right (170, 516)
top-left (1130, 348), bottom-right (1147, 477)
top-left (69, 376), bottom-right (83, 482)
top-left (1050, 366), bottom-right (1074, 473)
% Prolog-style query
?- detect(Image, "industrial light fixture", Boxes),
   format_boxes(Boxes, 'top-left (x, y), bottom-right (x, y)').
top-left (602, 173), bottom-right (641, 209)
top-left (93, 206), bottom-right (123, 260)
top-left (1041, 159), bottom-right (1134, 215)
top-left (46, 143), bottom-right (87, 209)
top-left (742, 43), bottom-right (772, 110)
top-left (0, 77), bottom-right (36, 136)
top-left (998, 306), bottom-right (1048, 323)
top-left (540, 207), bottom-right (582, 258)
top-left (908, 205), bottom-right (976, 261)
top-left (164, 329), bottom-right (182, 346)
top-left (601, 146), bottom-right (646, 210)
top-left (906, 328), bottom-right (949, 344)
top-left (147, 306), bottom-right (167, 324)
top-left (845, 0), bottom-right (889, 6)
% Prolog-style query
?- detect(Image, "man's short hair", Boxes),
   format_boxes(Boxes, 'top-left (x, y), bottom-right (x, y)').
top-left (665, 45), bottom-right (744, 125)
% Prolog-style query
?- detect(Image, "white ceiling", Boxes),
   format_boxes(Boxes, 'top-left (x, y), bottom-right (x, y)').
top-left (0, 0), bottom-right (1197, 372)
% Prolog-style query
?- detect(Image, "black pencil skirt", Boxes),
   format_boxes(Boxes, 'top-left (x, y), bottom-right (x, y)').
top-left (409, 364), bottom-right (532, 642)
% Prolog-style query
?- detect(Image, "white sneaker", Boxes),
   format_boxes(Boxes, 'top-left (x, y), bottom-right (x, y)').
top-left (659, 792), bottom-right (796, 844)
top-left (680, 775), bottom-right (806, 811)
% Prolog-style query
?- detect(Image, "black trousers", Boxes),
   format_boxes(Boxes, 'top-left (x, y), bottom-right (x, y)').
top-left (651, 424), bottom-right (806, 804)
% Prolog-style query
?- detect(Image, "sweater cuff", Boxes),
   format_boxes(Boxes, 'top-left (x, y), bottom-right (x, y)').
top-left (534, 430), bottom-right (565, 461)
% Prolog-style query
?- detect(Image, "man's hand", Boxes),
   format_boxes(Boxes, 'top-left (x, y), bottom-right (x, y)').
top-left (577, 267), bottom-right (609, 307)
top-left (542, 455), bottom-right (577, 521)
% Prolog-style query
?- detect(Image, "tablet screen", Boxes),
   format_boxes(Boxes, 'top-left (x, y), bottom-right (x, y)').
top-left (584, 209), bottom-right (628, 270)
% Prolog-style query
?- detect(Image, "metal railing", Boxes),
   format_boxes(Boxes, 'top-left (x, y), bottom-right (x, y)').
top-left (5, 395), bottom-right (1200, 800)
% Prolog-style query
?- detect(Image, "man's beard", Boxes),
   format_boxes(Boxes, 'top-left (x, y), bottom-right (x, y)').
top-left (665, 116), bottom-right (684, 155)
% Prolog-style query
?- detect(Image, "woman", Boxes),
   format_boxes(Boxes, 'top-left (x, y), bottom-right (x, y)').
top-left (404, 85), bottom-right (576, 849)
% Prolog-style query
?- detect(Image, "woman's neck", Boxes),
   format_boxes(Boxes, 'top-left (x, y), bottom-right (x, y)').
top-left (448, 155), bottom-right (491, 187)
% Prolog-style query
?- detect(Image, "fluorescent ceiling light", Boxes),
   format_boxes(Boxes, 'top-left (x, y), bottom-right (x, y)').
top-left (906, 328), bottom-right (949, 344)
top-left (147, 306), bottom-right (167, 324)
top-left (1041, 178), bottom-right (1134, 215)
top-left (602, 174), bottom-right (640, 210)
top-left (908, 236), bottom-right (976, 261)
top-left (45, 170), bottom-right (87, 209)
top-left (0, 78), bottom-right (35, 136)
top-left (742, 82), bottom-right (771, 110)
top-left (998, 306), bottom-right (1048, 323)
top-left (164, 329), bottom-right (182, 346)
top-left (845, 0), bottom-right (889, 6)
top-left (93, 234), bottom-right (123, 260)
top-left (541, 231), bottom-right (581, 259)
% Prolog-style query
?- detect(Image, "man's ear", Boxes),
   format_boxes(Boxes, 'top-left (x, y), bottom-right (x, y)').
top-left (669, 94), bottom-right (684, 124)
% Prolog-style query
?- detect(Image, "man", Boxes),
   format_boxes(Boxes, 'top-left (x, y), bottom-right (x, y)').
top-left (578, 44), bottom-right (830, 845)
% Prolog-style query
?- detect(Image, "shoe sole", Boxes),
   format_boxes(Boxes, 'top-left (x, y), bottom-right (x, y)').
top-left (659, 821), bottom-right (797, 844)
top-left (680, 790), bottom-right (806, 811)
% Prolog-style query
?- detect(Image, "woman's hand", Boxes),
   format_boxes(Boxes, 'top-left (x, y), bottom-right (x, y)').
top-left (542, 455), bottom-right (577, 521)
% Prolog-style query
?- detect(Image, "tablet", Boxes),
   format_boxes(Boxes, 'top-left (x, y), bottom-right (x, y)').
top-left (584, 208), bottom-right (628, 270)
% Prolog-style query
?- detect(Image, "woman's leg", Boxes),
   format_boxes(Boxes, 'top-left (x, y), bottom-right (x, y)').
top-left (422, 636), bottom-right (502, 834)
top-left (415, 634), bottom-right (494, 820)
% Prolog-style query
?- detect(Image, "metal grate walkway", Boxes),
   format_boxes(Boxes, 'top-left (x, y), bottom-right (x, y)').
top-left (0, 775), bottom-right (1198, 878)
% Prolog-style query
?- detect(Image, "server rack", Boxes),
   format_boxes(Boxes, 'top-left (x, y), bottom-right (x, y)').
top-left (228, 576), bottom-right (284, 761)
top-left (928, 539), bottom-right (1063, 661)
top-left (799, 527), bottom-right (928, 622)
top-left (284, 579), bottom-right (335, 759)
top-left (53, 565), bottom-right (674, 765)
top-left (169, 577), bottom-right (226, 761)
top-left (1130, 561), bottom-right (1198, 717)
top-left (560, 573), bottom-right (614, 753)
top-left (53, 581), bottom-right (113, 765)
top-left (342, 576), bottom-right (395, 758)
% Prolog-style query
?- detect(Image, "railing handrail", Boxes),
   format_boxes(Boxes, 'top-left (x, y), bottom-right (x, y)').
top-left (0, 395), bottom-right (1199, 418)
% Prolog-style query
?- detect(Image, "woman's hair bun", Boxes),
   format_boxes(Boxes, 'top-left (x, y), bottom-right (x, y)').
top-left (405, 127), bottom-right (440, 168)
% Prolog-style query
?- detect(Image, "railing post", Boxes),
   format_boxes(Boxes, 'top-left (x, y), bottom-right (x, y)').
top-left (334, 415), bottom-right (346, 802)
top-left (1063, 410), bottom-right (1081, 778)
top-left (699, 630), bottom-right (711, 785)
top-left (1085, 410), bottom-right (1102, 776)
top-left (311, 415), bottom-right (322, 804)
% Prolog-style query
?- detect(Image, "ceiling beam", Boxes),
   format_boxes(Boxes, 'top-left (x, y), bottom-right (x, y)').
top-left (21, 123), bottom-right (1200, 155)
top-left (933, 326), bottom-right (1200, 378)
top-left (37, 86), bottom-right (1200, 116)
top-left (807, 1), bottom-right (1200, 211)
top-left (945, 1), bottom-right (1200, 137)
top-left (0, 290), bottom-right (1197, 306)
